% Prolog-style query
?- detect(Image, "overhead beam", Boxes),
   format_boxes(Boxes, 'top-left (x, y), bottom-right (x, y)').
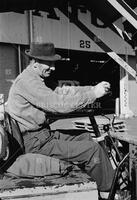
top-left (58, 7), bottom-right (136, 79)
top-left (87, 8), bottom-right (134, 48)
top-left (109, 23), bottom-right (133, 47)
top-left (107, 0), bottom-right (137, 30)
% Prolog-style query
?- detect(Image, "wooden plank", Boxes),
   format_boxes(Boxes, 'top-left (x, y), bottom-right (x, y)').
top-left (0, 182), bottom-right (97, 200)
top-left (110, 23), bottom-right (133, 47)
top-left (107, 0), bottom-right (137, 30)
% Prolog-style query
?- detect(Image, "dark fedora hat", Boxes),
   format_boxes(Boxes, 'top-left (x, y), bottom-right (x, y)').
top-left (25, 42), bottom-right (61, 61)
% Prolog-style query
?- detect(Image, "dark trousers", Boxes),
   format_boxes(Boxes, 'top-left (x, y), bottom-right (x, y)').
top-left (23, 128), bottom-right (114, 191)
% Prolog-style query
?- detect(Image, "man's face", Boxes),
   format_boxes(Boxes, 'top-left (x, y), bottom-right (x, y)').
top-left (37, 60), bottom-right (55, 78)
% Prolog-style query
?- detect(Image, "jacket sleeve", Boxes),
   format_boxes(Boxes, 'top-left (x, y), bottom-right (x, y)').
top-left (17, 78), bottom-right (97, 113)
top-left (55, 85), bottom-right (95, 95)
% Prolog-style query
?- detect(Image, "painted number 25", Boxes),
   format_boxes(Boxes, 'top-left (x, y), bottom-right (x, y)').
top-left (80, 40), bottom-right (91, 48)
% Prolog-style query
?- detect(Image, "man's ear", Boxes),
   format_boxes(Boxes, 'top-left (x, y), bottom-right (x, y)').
top-left (33, 63), bottom-right (38, 68)
top-left (29, 59), bottom-right (35, 65)
top-left (33, 61), bottom-right (40, 69)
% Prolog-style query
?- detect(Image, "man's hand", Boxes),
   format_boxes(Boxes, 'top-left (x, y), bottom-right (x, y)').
top-left (93, 81), bottom-right (110, 98)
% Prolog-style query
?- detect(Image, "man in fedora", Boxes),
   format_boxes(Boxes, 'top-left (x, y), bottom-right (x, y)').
top-left (6, 42), bottom-right (114, 199)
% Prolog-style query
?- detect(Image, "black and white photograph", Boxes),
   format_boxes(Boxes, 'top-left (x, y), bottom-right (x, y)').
top-left (0, 1), bottom-right (137, 199)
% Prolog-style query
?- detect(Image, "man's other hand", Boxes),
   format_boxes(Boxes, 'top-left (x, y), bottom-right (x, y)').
top-left (93, 81), bottom-right (110, 99)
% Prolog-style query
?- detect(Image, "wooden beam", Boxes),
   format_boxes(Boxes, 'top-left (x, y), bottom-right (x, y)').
top-left (107, 0), bottom-right (137, 30)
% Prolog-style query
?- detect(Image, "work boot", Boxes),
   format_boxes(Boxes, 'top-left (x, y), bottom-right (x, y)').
top-left (98, 191), bottom-right (109, 200)
top-left (98, 191), bottom-right (119, 200)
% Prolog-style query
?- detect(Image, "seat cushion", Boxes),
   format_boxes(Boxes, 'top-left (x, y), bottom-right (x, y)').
top-left (7, 153), bottom-right (72, 177)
